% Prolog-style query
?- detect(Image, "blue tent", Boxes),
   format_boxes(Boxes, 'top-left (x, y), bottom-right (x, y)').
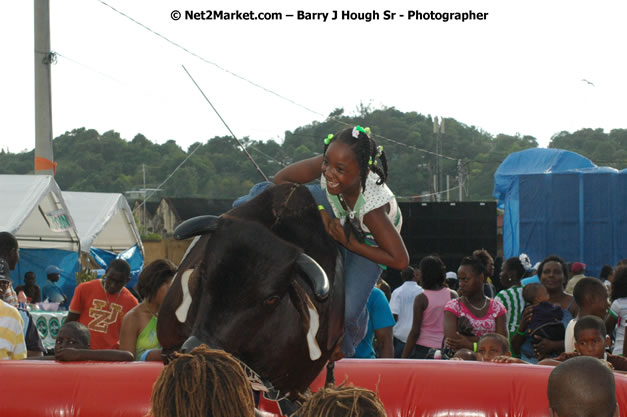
top-left (494, 148), bottom-right (626, 277)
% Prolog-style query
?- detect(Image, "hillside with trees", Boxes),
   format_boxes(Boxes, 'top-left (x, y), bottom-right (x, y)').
top-left (0, 107), bottom-right (625, 201)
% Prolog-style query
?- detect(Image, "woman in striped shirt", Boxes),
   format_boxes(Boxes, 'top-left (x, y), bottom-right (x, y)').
top-left (495, 257), bottom-right (527, 350)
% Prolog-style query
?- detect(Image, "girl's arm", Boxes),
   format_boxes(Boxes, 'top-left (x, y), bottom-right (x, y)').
top-left (605, 314), bottom-right (617, 336)
top-left (323, 206), bottom-right (409, 270)
top-left (273, 155), bottom-right (323, 185)
top-left (533, 336), bottom-right (564, 357)
top-left (55, 348), bottom-right (134, 362)
top-left (443, 310), bottom-right (459, 341)
top-left (401, 293), bottom-right (427, 358)
top-left (119, 312), bottom-right (139, 359)
top-left (495, 313), bottom-right (508, 338)
top-left (511, 305), bottom-right (533, 356)
top-left (443, 310), bottom-right (476, 351)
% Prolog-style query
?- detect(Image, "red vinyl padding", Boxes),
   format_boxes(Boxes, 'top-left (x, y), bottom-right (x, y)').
top-left (2, 359), bottom-right (626, 417)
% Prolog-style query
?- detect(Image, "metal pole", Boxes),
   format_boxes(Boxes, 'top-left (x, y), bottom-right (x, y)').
top-left (447, 175), bottom-right (450, 201)
top-left (457, 159), bottom-right (463, 201)
top-left (34, 0), bottom-right (55, 175)
top-left (143, 163), bottom-right (146, 232)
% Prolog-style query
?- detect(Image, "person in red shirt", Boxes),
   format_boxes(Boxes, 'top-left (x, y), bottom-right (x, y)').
top-left (67, 259), bottom-right (138, 350)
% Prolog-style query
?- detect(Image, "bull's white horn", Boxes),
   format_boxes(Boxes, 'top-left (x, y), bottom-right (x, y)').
top-left (175, 269), bottom-right (194, 323)
top-left (306, 305), bottom-right (322, 361)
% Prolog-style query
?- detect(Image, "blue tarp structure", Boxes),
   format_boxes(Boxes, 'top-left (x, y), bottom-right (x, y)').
top-left (90, 245), bottom-right (144, 289)
top-left (494, 148), bottom-right (627, 277)
top-left (14, 249), bottom-right (79, 304)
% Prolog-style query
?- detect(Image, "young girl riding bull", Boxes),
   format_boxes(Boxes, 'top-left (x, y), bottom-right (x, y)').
top-left (235, 126), bottom-right (409, 357)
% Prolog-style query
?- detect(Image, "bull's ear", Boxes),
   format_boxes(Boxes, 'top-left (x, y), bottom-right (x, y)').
top-left (174, 215), bottom-right (220, 240)
top-left (296, 253), bottom-right (330, 301)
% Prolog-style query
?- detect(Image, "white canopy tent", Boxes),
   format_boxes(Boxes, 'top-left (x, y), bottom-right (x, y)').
top-left (62, 191), bottom-right (143, 254)
top-left (0, 175), bottom-right (79, 251)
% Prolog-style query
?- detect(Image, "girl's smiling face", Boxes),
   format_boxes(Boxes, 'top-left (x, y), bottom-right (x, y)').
top-left (322, 141), bottom-right (361, 198)
top-left (540, 261), bottom-right (565, 291)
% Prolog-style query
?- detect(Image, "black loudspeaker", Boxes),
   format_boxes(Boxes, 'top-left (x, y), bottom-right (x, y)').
top-left (397, 201), bottom-right (497, 275)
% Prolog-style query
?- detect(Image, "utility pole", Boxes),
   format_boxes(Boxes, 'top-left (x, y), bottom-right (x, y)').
top-left (142, 163), bottom-right (146, 232)
top-left (433, 117), bottom-right (445, 201)
top-left (457, 159), bottom-right (464, 201)
top-left (34, 0), bottom-right (55, 175)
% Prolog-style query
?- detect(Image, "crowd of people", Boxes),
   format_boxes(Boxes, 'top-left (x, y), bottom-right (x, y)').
top-left (371, 251), bottom-right (627, 371)
top-left (1, 124), bottom-right (624, 416)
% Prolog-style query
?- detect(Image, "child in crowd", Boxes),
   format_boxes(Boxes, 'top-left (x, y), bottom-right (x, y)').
top-left (443, 256), bottom-right (507, 354)
top-left (452, 334), bottom-right (510, 362)
top-left (496, 316), bottom-right (627, 371)
top-left (451, 348), bottom-right (476, 361)
top-left (547, 356), bottom-right (619, 417)
top-left (402, 255), bottom-right (456, 359)
top-left (476, 333), bottom-right (511, 362)
top-left (149, 345), bottom-right (256, 417)
top-left (565, 316), bottom-right (627, 371)
top-left (51, 321), bottom-right (133, 362)
top-left (299, 384), bottom-right (387, 417)
top-left (564, 277), bottom-right (610, 353)
top-left (606, 266), bottom-right (627, 355)
top-left (522, 283), bottom-right (565, 344)
top-left (239, 126), bottom-right (409, 357)
top-left (600, 265), bottom-right (615, 292)
top-left (120, 259), bottom-right (177, 361)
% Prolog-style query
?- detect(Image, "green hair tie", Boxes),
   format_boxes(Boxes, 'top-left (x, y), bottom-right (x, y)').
top-left (324, 134), bottom-right (334, 145)
top-left (352, 126), bottom-right (367, 138)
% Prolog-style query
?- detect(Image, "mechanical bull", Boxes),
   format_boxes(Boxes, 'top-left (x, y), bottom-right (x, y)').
top-left (157, 183), bottom-right (344, 403)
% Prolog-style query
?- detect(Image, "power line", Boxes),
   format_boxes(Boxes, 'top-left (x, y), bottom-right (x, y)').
top-left (94, 0), bottom-right (321, 117)
top-left (134, 141), bottom-right (204, 211)
top-left (93, 0), bottom-right (460, 162)
top-left (182, 65), bottom-right (269, 182)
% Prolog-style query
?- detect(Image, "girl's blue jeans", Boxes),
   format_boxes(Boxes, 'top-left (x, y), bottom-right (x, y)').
top-left (233, 182), bottom-right (382, 357)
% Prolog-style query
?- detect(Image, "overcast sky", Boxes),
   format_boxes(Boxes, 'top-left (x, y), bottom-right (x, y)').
top-left (1, 0), bottom-right (625, 157)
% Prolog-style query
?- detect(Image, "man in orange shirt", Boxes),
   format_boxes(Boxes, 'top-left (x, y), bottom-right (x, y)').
top-left (67, 259), bottom-right (138, 349)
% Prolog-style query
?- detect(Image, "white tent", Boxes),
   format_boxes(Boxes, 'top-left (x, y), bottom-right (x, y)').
top-left (0, 175), bottom-right (79, 251)
top-left (62, 191), bottom-right (143, 254)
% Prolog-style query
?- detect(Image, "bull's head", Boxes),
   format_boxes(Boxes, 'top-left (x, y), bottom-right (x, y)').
top-left (157, 184), bottom-right (344, 397)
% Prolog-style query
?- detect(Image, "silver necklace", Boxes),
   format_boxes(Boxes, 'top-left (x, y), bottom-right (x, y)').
top-left (464, 295), bottom-right (488, 310)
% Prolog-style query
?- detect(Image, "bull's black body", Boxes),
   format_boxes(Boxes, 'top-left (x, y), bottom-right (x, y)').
top-left (157, 183), bottom-right (344, 398)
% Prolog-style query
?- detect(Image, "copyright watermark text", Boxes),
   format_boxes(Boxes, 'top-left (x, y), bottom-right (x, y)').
top-left (170, 9), bottom-right (489, 23)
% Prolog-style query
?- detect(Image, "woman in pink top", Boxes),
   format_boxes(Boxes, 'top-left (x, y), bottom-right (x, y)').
top-left (402, 256), bottom-right (457, 359)
top-left (444, 256), bottom-right (507, 354)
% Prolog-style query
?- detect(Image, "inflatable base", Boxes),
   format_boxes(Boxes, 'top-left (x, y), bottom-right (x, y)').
top-left (2, 359), bottom-right (626, 417)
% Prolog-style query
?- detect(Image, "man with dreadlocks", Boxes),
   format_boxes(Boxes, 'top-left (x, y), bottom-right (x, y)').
top-left (236, 126), bottom-right (409, 357)
top-left (299, 384), bottom-right (387, 417)
top-left (149, 345), bottom-right (257, 417)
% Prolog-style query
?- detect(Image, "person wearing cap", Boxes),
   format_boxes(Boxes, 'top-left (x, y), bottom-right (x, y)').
top-left (0, 258), bottom-right (27, 360)
top-left (42, 265), bottom-right (68, 307)
top-left (565, 262), bottom-right (586, 295)
top-left (445, 271), bottom-right (459, 292)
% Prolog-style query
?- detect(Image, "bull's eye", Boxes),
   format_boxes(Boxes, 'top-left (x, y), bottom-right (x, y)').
top-left (264, 295), bottom-right (280, 306)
